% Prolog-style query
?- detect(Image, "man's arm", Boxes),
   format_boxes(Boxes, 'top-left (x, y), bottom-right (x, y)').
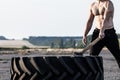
top-left (99, 1), bottom-right (114, 38)
top-left (84, 10), bottom-right (94, 37)
top-left (83, 6), bottom-right (95, 45)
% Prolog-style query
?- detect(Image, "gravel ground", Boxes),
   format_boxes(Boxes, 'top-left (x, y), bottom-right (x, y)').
top-left (0, 49), bottom-right (120, 80)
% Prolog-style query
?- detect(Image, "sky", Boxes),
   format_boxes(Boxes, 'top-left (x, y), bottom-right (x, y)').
top-left (0, 0), bottom-right (120, 40)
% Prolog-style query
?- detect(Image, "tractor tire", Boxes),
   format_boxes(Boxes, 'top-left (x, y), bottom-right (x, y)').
top-left (10, 55), bottom-right (104, 80)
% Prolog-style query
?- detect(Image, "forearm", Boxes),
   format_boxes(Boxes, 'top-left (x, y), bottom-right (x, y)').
top-left (84, 22), bottom-right (92, 37)
top-left (100, 25), bottom-right (105, 33)
top-left (99, 20), bottom-right (106, 38)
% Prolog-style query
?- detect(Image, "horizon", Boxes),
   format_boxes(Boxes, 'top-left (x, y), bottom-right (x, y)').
top-left (1, 35), bottom-right (84, 40)
top-left (1, 33), bottom-right (120, 40)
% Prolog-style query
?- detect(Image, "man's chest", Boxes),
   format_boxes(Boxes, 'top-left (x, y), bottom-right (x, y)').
top-left (91, 2), bottom-right (107, 16)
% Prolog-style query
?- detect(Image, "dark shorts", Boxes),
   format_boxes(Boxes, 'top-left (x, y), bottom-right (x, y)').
top-left (90, 28), bottom-right (120, 67)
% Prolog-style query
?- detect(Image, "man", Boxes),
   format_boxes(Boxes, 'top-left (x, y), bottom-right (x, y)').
top-left (76, 0), bottom-right (120, 68)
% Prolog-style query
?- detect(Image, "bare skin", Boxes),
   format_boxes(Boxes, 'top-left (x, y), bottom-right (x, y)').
top-left (83, 0), bottom-right (114, 45)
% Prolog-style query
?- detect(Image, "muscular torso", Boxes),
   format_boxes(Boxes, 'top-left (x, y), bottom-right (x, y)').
top-left (91, 0), bottom-right (114, 29)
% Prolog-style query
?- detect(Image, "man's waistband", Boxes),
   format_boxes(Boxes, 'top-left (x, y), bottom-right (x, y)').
top-left (94, 28), bottom-right (115, 32)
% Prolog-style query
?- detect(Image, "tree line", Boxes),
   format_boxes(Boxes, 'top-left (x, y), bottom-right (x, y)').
top-left (0, 34), bottom-right (120, 49)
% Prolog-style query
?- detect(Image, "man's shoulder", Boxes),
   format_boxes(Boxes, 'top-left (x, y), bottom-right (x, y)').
top-left (109, 0), bottom-right (113, 3)
top-left (91, 2), bottom-right (97, 7)
top-left (109, 0), bottom-right (114, 5)
top-left (106, 0), bottom-right (114, 10)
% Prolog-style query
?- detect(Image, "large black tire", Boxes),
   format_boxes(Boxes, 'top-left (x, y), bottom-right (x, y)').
top-left (10, 55), bottom-right (104, 80)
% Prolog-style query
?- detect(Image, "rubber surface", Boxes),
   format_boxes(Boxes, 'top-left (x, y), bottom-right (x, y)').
top-left (10, 55), bottom-right (104, 80)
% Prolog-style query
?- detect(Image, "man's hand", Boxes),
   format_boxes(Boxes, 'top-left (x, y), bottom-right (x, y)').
top-left (99, 32), bottom-right (105, 39)
top-left (82, 36), bottom-right (87, 45)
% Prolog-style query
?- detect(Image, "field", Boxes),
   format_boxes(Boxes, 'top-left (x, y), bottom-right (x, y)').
top-left (0, 49), bottom-right (120, 80)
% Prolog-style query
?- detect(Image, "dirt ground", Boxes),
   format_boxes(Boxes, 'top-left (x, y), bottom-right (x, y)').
top-left (0, 49), bottom-right (120, 80)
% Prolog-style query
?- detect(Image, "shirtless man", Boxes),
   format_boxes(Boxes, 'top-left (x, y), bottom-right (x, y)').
top-left (80, 0), bottom-right (120, 68)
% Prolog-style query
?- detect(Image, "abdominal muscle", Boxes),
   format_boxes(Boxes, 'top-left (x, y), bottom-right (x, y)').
top-left (95, 16), bottom-right (114, 30)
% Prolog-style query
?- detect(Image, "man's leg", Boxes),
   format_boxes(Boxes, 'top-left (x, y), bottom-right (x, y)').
top-left (90, 39), bottom-right (104, 56)
top-left (90, 28), bottom-right (105, 55)
top-left (105, 32), bottom-right (120, 68)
